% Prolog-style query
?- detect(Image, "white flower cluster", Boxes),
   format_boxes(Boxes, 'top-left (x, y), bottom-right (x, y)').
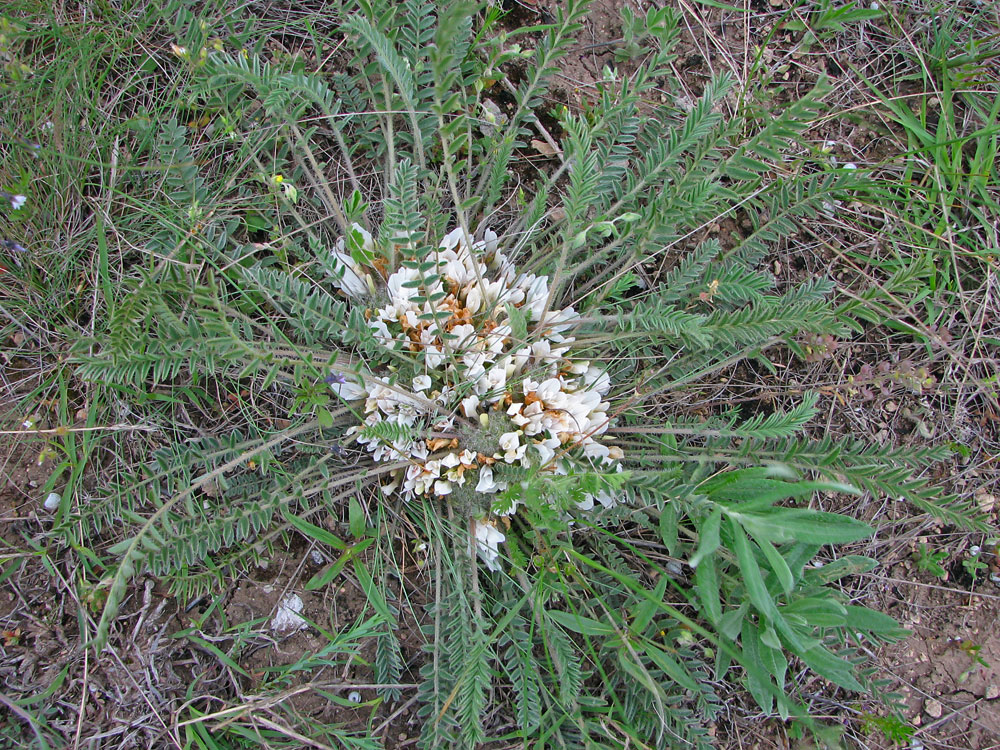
top-left (329, 224), bottom-right (623, 570)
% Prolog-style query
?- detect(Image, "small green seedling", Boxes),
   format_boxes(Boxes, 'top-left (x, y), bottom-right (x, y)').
top-left (914, 543), bottom-right (948, 579)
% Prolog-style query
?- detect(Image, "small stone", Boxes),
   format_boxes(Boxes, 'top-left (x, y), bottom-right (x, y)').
top-left (986, 684), bottom-right (1000, 700)
top-left (271, 593), bottom-right (308, 633)
top-left (885, 401), bottom-right (898, 413)
top-left (924, 698), bottom-right (943, 718)
top-left (43, 492), bottom-right (60, 511)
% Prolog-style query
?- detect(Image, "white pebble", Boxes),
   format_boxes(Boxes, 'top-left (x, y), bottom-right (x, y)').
top-left (843, 162), bottom-right (858, 170)
top-left (270, 593), bottom-right (308, 633)
top-left (43, 492), bottom-right (60, 510)
top-left (924, 698), bottom-right (943, 718)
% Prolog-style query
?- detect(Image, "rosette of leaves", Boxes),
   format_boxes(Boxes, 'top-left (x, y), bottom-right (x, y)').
top-left (70, 0), bottom-right (986, 747)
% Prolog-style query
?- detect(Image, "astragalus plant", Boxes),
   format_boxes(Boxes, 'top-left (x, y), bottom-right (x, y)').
top-left (70, 0), bottom-right (977, 746)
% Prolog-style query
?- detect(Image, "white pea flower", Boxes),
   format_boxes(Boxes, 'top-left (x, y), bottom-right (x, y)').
top-left (330, 250), bottom-right (369, 298)
top-left (330, 222), bottom-right (374, 298)
top-left (327, 372), bottom-right (368, 401)
top-left (582, 365), bottom-right (611, 395)
top-left (461, 394), bottom-right (480, 418)
top-left (535, 440), bottom-right (557, 466)
top-left (476, 466), bottom-right (498, 493)
top-left (472, 519), bottom-right (506, 571)
top-left (498, 432), bottom-right (521, 453)
top-left (439, 226), bottom-right (466, 252)
top-left (482, 227), bottom-right (499, 254)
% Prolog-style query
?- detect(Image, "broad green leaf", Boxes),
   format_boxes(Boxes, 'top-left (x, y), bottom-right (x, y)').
top-left (695, 557), bottom-right (722, 625)
top-left (782, 596), bottom-right (847, 628)
top-left (632, 576), bottom-right (668, 634)
top-left (763, 640), bottom-right (789, 721)
top-left (751, 534), bottom-right (795, 594)
top-left (349, 496), bottom-right (366, 539)
top-left (844, 605), bottom-right (907, 637)
top-left (730, 518), bottom-right (780, 623)
top-left (719, 603), bottom-right (746, 641)
top-left (352, 560), bottom-right (396, 627)
top-left (658, 503), bottom-right (678, 555)
top-left (783, 542), bottom-right (822, 579)
top-left (644, 642), bottom-right (700, 693)
top-left (617, 650), bottom-right (662, 696)
top-left (741, 617), bottom-right (774, 714)
top-left (282, 507), bottom-right (347, 550)
top-left (714, 646), bottom-right (732, 681)
top-left (759, 625), bottom-right (781, 652)
top-left (803, 555), bottom-right (878, 584)
top-left (756, 624), bottom-right (789, 718)
top-left (699, 467), bottom-right (777, 494)
top-left (734, 509), bottom-right (873, 545)
top-left (712, 478), bottom-right (857, 508)
top-left (730, 519), bottom-right (805, 652)
top-left (348, 224), bottom-right (376, 265)
top-left (799, 644), bottom-right (864, 692)
top-left (689, 508), bottom-right (721, 568)
top-left (546, 609), bottom-right (617, 637)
